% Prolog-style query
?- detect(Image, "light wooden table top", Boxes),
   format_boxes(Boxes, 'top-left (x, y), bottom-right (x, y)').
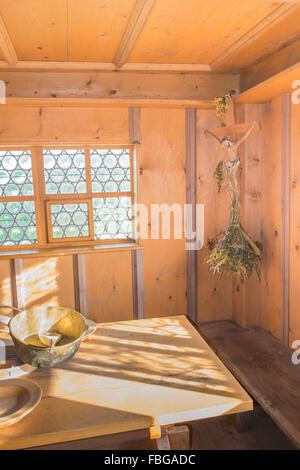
top-left (0, 315), bottom-right (252, 449)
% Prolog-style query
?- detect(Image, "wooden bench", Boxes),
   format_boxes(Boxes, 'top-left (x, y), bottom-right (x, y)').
top-left (194, 320), bottom-right (300, 449)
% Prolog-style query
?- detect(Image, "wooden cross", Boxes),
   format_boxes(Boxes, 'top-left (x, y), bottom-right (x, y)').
top-left (204, 98), bottom-right (260, 142)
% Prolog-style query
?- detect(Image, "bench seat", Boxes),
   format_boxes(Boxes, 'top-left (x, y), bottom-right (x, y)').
top-left (195, 320), bottom-right (300, 449)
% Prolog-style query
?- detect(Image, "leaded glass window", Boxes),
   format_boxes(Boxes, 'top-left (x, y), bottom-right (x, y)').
top-left (90, 148), bottom-right (131, 193)
top-left (0, 201), bottom-right (36, 246)
top-left (43, 149), bottom-right (86, 194)
top-left (0, 150), bottom-right (37, 247)
top-left (0, 150), bottom-right (33, 197)
top-left (47, 201), bottom-right (92, 241)
top-left (0, 146), bottom-right (135, 251)
top-left (93, 197), bottom-right (132, 240)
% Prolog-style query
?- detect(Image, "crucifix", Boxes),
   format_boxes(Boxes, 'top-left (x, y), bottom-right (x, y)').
top-left (204, 99), bottom-right (260, 223)
top-left (203, 97), bottom-right (262, 284)
top-left (204, 121), bottom-right (258, 192)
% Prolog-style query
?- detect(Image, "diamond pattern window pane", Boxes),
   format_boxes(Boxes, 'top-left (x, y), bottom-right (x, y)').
top-left (50, 203), bottom-right (90, 239)
top-left (0, 201), bottom-right (37, 246)
top-left (43, 149), bottom-right (86, 194)
top-left (0, 150), bottom-right (33, 197)
top-left (90, 148), bottom-right (131, 193)
top-left (93, 197), bottom-right (132, 240)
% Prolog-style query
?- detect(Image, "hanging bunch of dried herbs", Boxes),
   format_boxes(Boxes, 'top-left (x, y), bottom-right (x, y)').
top-left (214, 93), bottom-right (232, 119)
top-left (214, 160), bottom-right (224, 192)
top-left (206, 192), bottom-right (262, 282)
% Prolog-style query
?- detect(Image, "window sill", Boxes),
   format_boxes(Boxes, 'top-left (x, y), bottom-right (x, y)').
top-left (0, 242), bottom-right (143, 260)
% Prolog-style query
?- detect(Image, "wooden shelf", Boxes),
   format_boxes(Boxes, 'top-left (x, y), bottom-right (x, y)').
top-left (3, 97), bottom-right (216, 109)
top-left (0, 242), bottom-right (143, 260)
top-left (237, 61), bottom-right (300, 104)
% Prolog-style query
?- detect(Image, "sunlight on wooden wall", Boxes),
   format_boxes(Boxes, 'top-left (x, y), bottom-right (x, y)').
top-left (16, 258), bottom-right (58, 308)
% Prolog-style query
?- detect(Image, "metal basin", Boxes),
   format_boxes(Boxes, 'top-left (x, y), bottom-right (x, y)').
top-left (0, 306), bottom-right (97, 368)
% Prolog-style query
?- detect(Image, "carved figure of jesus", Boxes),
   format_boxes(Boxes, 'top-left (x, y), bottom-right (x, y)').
top-left (204, 121), bottom-right (258, 224)
top-left (204, 121), bottom-right (257, 190)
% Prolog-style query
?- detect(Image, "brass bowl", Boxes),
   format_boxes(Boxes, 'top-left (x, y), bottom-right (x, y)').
top-left (0, 306), bottom-right (97, 368)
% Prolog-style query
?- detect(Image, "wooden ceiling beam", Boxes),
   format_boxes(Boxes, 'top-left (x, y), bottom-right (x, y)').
top-left (0, 70), bottom-right (238, 108)
top-left (0, 15), bottom-right (17, 66)
top-left (210, 3), bottom-right (299, 70)
top-left (3, 97), bottom-right (216, 109)
top-left (0, 61), bottom-right (211, 72)
top-left (113, 0), bottom-right (156, 68)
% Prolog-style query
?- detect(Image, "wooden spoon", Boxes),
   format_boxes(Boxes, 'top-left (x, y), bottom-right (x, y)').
top-left (38, 332), bottom-right (62, 352)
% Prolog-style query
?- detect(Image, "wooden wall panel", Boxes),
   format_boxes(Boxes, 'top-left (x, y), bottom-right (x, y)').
top-left (85, 251), bottom-right (133, 323)
top-left (260, 97), bottom-right (283, 340)
top-left (196, 110), bottom-right (232, 322)
top-left (20, 256), bottom-right (75, 310)
top-left (0, 107), bottom-right (129, 145)
top-left (140, 108), bottom-right (186, 318)
top-left (290, 100), bottom-right (300, 346)
top-left (233, 103), bottom-right (262, 327)
top-left (233, 94), bottom-right (299, 346)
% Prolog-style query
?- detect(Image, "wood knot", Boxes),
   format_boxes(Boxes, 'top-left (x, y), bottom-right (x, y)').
top-left (251, 191), bottom-right (260, 200)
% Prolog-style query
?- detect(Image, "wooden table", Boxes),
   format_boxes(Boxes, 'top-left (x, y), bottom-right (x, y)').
top-left (0, 315), bottom-right (252, 450)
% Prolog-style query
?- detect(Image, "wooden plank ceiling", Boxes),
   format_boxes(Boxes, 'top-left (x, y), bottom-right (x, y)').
top-left (0, 0), bottom-right (299, 73)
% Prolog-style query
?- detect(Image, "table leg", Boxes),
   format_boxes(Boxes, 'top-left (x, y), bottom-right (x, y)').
top-left (154, 433), bottom-right (171, 450)
top-left (149, 425), bottom-right (191, 450)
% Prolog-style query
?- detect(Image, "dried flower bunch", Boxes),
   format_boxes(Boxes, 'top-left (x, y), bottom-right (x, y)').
top-left (214, 160), bottom-right (224, 192)
top-left (206, 197), bottom-right (262, 283)
top-left (214, 93), bottom-right (232, 119)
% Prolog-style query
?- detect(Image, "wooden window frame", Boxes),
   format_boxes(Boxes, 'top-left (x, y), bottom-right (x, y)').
top-left (45, 199), bottom-right (94, 244)
top-left (0, 145), bottom-right (136, 253)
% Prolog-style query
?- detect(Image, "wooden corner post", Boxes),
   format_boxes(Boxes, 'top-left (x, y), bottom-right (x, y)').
top-left (281, 92), bottom-right (291, 347)
top-left (186, 108), bottom-right (198, 322)
top-left (129, 107), bottom-right (145, 319)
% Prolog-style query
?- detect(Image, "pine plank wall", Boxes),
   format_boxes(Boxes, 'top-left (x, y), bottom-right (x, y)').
top-left (0, 100), bottom-right (298, 347)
